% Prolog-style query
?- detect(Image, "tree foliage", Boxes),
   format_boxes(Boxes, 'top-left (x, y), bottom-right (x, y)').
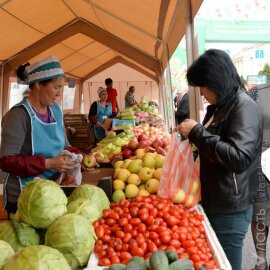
top-left (258, 63), bottom-right (270, 83)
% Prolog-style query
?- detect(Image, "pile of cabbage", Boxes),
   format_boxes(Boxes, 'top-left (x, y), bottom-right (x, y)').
top-left (0, 180), bottom-right (110, 270)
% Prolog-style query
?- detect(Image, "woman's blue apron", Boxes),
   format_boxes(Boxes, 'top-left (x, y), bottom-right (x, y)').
top-left (94, 101), bottom-right (112, 141)
top-left (3, 98), bottom-right (65, 206)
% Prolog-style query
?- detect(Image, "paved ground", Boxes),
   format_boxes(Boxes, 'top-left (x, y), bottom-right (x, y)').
top-left (242, 225), bottom-right (270, 270)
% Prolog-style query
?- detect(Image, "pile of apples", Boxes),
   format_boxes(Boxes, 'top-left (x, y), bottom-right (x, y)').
top-left (121, 124), bottom-right (171, 159)
top-left (111, 152), bottom-right (165, 203)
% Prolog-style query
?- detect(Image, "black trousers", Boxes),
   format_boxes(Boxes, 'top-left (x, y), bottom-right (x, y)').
top-left (5, 201), bottom-right (17, 219)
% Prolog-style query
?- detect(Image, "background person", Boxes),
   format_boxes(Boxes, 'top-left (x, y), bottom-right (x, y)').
top-left (88, 87), bottom-right (113, 142)
top-left (0, 56), bottom-right (79, 215)
top-left (125, 85), bottom-right (137, 107)
top-left (105, 78), bottom-right (119, 117)
top-left (247, 84), bottom-right (270, 270)
top-left (176, 49), bottom-right (263, 270)
top-left (175, 88), bottom-right (189, 125)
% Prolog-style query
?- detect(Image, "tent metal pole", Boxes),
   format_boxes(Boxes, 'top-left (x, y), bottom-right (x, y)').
top-left (185, 0), bottom-right (200, 122)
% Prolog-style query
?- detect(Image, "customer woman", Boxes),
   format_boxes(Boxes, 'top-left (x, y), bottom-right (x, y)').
top-left (176, 49), bottom-right (263, 270)
top-left (0, 56), bottom-right (79, 215)
top-left (88, 87), bottom-right (113, 142)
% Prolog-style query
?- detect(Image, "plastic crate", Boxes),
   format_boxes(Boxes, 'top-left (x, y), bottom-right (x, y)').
top-left (84, 204), bottom-right (232, 270)
top-left (112, 119), bottom-right (136, 128)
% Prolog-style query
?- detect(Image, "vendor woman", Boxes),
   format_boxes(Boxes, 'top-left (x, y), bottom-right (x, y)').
top-left (0, 56), bottom-right (80, 215)
top-left (88, 87), bottom-right (113, 142)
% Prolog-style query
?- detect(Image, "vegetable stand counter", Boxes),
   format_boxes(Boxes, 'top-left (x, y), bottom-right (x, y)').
top-left (84, 204), bottom-right (231, 270)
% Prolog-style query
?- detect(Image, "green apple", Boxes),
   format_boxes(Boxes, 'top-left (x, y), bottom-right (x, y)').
top-left (117, 169), bottom-right (131, 182)
top-left (122, 159), bottom-right (132, 169)
top-left (114, 160), bottom-right (124, 169)
top-left (113, 179), bottom-right (125, 190)
top-left (83, 154), bottom-right (96, 168)
top-left (127, 174), bottom-right (141, 186)
top-left (127, 159), bottom-right (143, 174)
top-left (143, 156), bottom-right (156, 169)
top-left (173, 189), bottom-right (186, 203)
top-left (112, 190), bottom-right (126, 203)
top-left (153, 168), bottom-right (162, 180)
top-left (125, 184), bottom-right (139, 198)
top-left (136, 149), bottom-right (146, 159)
top-left (155, 154), bottom-right (164, 169)
top-left (145, 178), bottom-right (159, 194)
top-left (145, 153), bottom-right (156, 159)
top-left (139, 167), bottom-right (153, 182)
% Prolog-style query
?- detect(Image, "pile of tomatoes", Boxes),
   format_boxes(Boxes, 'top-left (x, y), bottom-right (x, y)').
top-left (93, 194), bottom-right (218, 269)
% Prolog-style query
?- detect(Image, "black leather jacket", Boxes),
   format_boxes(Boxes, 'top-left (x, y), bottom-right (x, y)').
top-left (189, 90), bottom-right (263, 214)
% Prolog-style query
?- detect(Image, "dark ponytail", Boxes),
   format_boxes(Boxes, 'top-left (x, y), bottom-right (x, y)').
top-left (16, 62), bottom-right (30, 82)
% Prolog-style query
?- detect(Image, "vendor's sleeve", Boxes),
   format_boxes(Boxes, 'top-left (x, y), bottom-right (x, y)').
top-left (0, 107), bottom-right (46, 176)
top-left (88, 101), bottom-right (98, 124)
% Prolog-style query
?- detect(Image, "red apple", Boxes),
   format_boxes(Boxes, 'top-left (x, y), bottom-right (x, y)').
top-left (145, 146), bottom-right (156, 153)
top-left (155, 146), bottom-right (166, 156)
top-left (161, 138), bottom-right (168, 147)
top-left (138, 134), bottom-right (147, 142)
top-left (83, 154), bottom-right (97, 168)
top-left (121, 144), bottom-right (129, 152)
top-left (122, 148), bottom-right (132, 159)
top-left (128, 138), bottom-right (139, 150)
top-left (137, 141), bottom-right (148, 149)
top-left (152, 139), bottom-right (164, 148)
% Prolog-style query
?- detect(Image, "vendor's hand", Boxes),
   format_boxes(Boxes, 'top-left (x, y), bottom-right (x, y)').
top-left (45, 156), bottom-right (76, 173)
top-left (175, 119), bottom-right (198, 139)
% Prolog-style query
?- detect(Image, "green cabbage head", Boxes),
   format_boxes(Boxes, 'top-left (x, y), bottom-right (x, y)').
top-left (0, 220), bottom-right (39, 252)
top-left (18, 179), bottom-right (67, 229)
top-left (68, 184), bottom-right (109, 212)
top-left (3, 245), bottom-right (71, 270)
top-left (45, 214), bottom-right (95, 270)
top-left (0, 240), bottom-right (14, 270)
top-left (67, 198), bottom-right (101, 223)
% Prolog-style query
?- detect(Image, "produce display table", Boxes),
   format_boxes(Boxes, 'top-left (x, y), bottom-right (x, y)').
top-left (84, 204), bottom-right (232, 270)
top-left (61, 167), bottom-right (114, 198)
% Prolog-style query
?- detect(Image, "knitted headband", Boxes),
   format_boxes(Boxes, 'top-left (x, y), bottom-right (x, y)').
top-left (25, 56), bottom-right (64, 84)
top-left (97, 87), bottom-right (107, 96)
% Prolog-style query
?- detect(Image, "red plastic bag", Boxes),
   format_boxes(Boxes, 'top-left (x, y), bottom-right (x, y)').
top-left (158, 133), bottom-right (200, 208)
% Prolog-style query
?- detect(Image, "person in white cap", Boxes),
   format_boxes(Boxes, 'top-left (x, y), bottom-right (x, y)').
top-left (0, 56), bottom-right (80, 215)
top-left (88, 87), bottom-right (113, 142)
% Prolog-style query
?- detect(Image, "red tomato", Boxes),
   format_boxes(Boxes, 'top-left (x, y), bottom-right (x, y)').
top-left (131, 246), bottom-right (144, 257)
top-left (123, 233), bottom-right (132, 243)
top-left (124, 224), bottom-right (133, 233)
top-left (101, 235), bottom-right (111, 243)
top-left (130, 207), bottom-right (139, 217)
top-left (130, 218), bottom-right (141, 226)
top-left (111, 255), bottom-right (120, 264)
top-left (149, 232), bottom-right (159, 241)
top-left (137, 223), bottom-right (147, 233)
top-left (160, 234), bottom-right (172, 244)
top-left (106, 219), bottom-right (117, 226)
top-left (140, 213), bottom-right (149, 221)
top-left (146, 216), bottom-right (155, 226)
top-left (136, 236), bottom-right (146, 246)
top-left (121, 243), bottom-right (129, 251)
top-left (169, 239), bottom-right (181, 248)
top-left (166, 216), bottom-right (179, 227)
top-left (147, 241), bottom-right (158, 252)
top-left (120, 252), bottom-right (132, 261)
top-left (95, 226), bottom-right (104, 238)
top-left (182, 240), bottom-right (196, 249)
top-left (115, 230), bottom-right (125, 239)
top-left (150, 208), bottom-right (158, 217)
top-left (93, 220), bottom-right (99, 229)
top-left (190, 254), bottom-right (201, 262)
top-left (158, 245), bottom-right (168, 251)
top-left (98, 258), bottom-right (111, 266)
